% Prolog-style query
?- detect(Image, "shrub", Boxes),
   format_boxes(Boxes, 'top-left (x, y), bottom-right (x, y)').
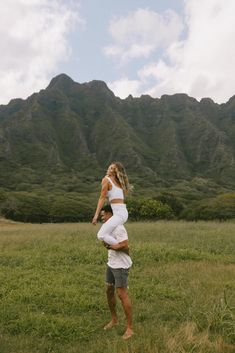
top-left (126, 198), bottom-right (174, 221)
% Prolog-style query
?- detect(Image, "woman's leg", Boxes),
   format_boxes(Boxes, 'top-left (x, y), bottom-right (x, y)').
top-left (97, 214), bottom-right (122, 245)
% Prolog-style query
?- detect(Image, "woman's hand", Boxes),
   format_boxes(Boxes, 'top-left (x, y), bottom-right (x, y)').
top-left (92, 215), bottom-right (98, 225)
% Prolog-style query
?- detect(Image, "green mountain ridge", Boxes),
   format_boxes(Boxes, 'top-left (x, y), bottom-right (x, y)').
top-left (0, 73), bottom-right (234, 193)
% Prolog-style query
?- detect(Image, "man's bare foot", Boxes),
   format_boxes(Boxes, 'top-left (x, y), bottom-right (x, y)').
top-left (103, 320), bottom-right (119, 330)
top-left (122, 328), bottom-right (134, 340)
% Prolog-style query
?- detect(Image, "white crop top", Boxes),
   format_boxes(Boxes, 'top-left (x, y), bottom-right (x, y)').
top-left (106, 176), bottom-right (124, 201)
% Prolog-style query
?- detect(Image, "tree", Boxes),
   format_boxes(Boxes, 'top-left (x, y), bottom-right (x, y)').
top-left (2, 193), bottom-right (50, 223)
top-left (155, 192), bottom-right (184, 217)
top-left (180, 193), bottom-right (235, 221)
top-left (50, 197), bottom-right (93, 222)
top-left (126, 198), bottom-right (174, 221)
top-left (139, 199), bottom-right (174, 220)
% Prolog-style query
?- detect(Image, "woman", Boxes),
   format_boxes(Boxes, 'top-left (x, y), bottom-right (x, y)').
top-left (92, 162), bottom-right (132, 245)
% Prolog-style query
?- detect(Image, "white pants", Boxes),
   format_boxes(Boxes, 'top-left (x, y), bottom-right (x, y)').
top-left (97, 204), bottom-right (128, 245)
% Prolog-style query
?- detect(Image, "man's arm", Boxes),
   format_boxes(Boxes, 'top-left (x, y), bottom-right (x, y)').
top-left (109, 240), bottom-right (129, 251)
top-left (103, 240), bottom-right (129, 255)
top-left (110, 226), bottom-right (130, 254)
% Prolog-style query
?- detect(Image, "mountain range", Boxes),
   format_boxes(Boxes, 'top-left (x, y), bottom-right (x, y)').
top-left (0, 73), bottom-right (234, 193)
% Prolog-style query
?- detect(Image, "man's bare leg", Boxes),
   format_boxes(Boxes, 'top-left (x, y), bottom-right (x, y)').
top-left (104, 284), bottom-right (119, 329)
top-left (116, 287), bottom-right (133, 339)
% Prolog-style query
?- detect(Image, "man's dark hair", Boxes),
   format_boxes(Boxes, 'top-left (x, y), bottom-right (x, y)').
top-left (102, 204), bottom-right (113, 214)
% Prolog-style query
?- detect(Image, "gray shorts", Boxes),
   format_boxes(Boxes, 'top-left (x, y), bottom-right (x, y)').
top-left (106, 266), bottom-right (130, 288)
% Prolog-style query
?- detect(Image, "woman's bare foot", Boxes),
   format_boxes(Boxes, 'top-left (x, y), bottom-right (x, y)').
top-left (103, 320), bottom-right (119, 330)
top-left (122, 328), bottom-right (134, 340)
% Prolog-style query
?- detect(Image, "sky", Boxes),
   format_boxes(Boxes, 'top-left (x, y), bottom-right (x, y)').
top-left (1, 0), bottom-right (235, 105)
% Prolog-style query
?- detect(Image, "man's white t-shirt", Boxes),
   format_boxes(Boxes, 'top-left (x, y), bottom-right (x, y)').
top-left (107, 225), bottom-right (132, 269)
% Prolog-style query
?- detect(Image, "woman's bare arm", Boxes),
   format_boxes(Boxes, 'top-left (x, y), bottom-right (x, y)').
top-left (92, 177), bottom-right (109, 225)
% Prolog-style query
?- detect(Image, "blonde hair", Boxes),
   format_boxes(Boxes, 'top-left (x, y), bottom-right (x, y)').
top-left (111, 162), bottom-right (133, 194)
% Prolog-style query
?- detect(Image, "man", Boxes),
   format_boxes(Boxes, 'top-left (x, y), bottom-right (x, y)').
top-left (100, 205), bottom-right (133, 340)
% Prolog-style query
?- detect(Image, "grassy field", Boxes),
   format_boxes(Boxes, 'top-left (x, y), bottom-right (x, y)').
top-left (0, 220), bottom-right (234, 353)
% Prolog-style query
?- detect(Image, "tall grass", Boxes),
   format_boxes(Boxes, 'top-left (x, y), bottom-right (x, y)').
top-left (0, 220), bottom-right (234, 353)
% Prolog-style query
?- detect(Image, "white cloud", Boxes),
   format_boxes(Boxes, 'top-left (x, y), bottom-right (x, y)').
top-left (143, 0), bottom-right (235, 103)
top-left (103, 8), bottom-right (183, 64)
top-left (0, 0), bottom-right (84, 104)
top-left (107, 0), bottom-right (235, 103)
top-left (107, 78), bottom-right (141, 99)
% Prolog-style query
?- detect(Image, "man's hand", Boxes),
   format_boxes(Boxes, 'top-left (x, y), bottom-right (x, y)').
top-left (120, 247), bottom-right (130, 255)
top-left (102, 241), bottom-right (110, 249)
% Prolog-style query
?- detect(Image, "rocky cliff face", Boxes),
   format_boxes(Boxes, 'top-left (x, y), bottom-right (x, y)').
top-left (0, 73), bottom-right (234, 190)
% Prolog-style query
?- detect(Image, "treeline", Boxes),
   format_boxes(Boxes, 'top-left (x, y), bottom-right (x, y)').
top-left (0, 191), bottom-right (94, 223)
top-left (181, 193), bottom-right (235, 221)
top-left (0, 190), bottom-right (234, 223)
top-left (127, 193), bottom-right (235, 221)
